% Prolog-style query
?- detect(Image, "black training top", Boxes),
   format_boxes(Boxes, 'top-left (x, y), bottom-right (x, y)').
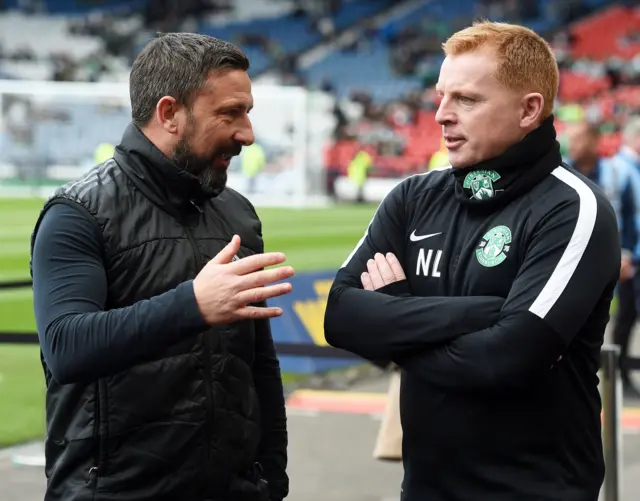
top-left (325, 116), bottom-right (620, 501)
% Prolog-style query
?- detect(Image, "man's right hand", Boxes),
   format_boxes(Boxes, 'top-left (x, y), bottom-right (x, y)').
top-left (193, 235), bottom-right (295, 324)
top-left (361, 252), bottom-right (406, 291)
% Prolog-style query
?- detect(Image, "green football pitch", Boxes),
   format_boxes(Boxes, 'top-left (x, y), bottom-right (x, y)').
top-left (0, 196), bottom-right (377, 448)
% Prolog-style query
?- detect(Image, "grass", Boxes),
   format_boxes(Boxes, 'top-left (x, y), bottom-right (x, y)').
top-left (0, 196), bottom-right (376, 447)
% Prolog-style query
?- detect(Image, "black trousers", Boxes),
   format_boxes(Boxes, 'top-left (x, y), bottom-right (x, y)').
top-left (612, 278), bottom-right (637, 385)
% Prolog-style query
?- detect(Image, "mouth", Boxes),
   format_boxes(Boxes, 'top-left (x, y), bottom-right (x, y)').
top-left (444, 135), bottom-right (466, 150)
top-left (214, 153), bottom-right (235, 169)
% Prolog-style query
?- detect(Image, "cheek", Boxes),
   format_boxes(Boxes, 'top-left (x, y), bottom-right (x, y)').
top-left (462, 113), bottom-right (520, 158)
top-left (480, 114), bottom-right (520, 143)
top-left (192, 126), bottom-right (223, 156)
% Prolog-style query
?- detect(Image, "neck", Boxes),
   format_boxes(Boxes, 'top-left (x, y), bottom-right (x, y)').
top-left (451, 114), bottom-right (561, 210)
top-left (139, 125), bottom-right (174, 159)
top-left (115, 123), bottom-right (218, 214)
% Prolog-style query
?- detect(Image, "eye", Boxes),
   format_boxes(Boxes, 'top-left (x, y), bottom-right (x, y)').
top-left (458, 96), bottom-right (475, 104)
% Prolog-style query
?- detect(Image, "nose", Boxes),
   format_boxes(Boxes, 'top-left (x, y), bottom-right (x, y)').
top-left (435, 97), bottom-right (455, 126)
top-left (235, 118), bottom-right (255, 146)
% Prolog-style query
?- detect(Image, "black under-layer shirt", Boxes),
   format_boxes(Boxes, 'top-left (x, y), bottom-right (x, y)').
top-left (324, 118), bottom-right (621, 501)
top-left (31, 201), bottom-right (207, 383)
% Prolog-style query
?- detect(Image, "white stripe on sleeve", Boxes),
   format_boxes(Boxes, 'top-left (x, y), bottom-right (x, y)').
top-left (528, 166), bottom-right (598, 319)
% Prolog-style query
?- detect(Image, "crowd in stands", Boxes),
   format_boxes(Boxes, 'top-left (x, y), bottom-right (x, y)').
top-left (0, 0), bottom-right (637, 190)
top-left (0, 0), bottom-right (233, 82)
top-left (0, 0), bottom-right (350, 82)
top-left (320, 1), bottom-right (640, 190)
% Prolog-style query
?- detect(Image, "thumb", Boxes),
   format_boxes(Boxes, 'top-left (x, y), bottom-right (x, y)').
top-left (212, 235), bottom-right (241, 264)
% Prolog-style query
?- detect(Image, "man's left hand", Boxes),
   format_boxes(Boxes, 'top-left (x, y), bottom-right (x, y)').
top-left (361, 252), bottom-right (406, 291)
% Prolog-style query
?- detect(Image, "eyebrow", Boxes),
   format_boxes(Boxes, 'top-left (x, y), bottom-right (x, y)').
top-left (435, 86), bottom-right (482, 98)
top-left (218, 102), bottom-right (253, 112)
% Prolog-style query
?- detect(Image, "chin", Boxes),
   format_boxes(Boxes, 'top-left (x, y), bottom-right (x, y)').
top-left (448, 154), bottom-right (472, 169)
top-left (449, 149), bottom-right (493, 169)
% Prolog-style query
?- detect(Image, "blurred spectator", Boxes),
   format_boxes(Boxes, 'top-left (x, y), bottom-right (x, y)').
top-left (612, 117), bottom-right (640, 399)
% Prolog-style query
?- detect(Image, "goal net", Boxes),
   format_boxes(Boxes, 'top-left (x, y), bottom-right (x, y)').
top-left (0, 79), bottom-right (335, 207)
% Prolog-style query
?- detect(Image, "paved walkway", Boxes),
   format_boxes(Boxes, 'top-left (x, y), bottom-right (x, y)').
top-left (2, 371), bottom-right (640, 501)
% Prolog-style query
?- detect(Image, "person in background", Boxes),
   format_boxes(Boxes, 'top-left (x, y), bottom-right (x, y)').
top-left (93, 141), bottom-right (115, 164)
top-left (428, 137), bottom-right (450, 170)
top-left (607, 117), bottom-right (640, 398)
top-left (347, 148), bottom-right (373, 203)
top-left (241, 142), bottom-right (266, 194)
top-left (566, 120), bottom-right (638, 398)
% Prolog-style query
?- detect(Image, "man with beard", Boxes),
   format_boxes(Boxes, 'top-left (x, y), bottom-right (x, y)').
top-left (30, 33), bottom-right (294, 501)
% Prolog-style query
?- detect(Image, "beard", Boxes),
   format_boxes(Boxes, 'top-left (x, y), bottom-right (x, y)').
top-left (171, 120), bottom-right (242, 197)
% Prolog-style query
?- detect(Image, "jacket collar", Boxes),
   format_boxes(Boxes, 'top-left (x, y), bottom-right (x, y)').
top-left (113, 123), bottom-right (216, 218)
top-left (451, 115), bottom-right (562, 211)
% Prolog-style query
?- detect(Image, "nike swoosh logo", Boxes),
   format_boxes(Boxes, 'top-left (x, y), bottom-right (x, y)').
top-left (410, 230), bottom-right (442, 242)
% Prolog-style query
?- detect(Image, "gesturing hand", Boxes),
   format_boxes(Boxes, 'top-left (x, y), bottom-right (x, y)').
top-left (193, 235), bottom-right (295, 324)
top-left (361, 252), bottom-right (406, 291)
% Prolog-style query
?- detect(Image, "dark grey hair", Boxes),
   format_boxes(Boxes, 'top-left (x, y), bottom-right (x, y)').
top-left (129, 32), bottom-right (250, 127)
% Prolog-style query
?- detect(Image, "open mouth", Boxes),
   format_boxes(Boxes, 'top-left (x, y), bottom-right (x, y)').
top-left (214, 154), bottom-right (233, 168)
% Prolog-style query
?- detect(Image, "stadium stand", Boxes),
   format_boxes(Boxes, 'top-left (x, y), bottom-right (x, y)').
top-left (314, 0), bottom-right (640, 191)
top-left (1, 4), bottom-right (639, 499)
top-left (0, 0), bottom-right (398, 81)
top-left (200, 0), bottom-right (396, 75)
top-left (0, 0), bottom-right (638, 195)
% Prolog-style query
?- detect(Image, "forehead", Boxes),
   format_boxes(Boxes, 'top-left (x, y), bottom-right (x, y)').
top-left (196, 69), bottom-right (253, 108)
top-left (436, 49), bottom-right (499, 93)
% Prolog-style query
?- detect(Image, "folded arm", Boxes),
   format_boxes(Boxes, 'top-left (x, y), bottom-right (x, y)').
top-left (395, 187), bottom-right (620, 392)
top-left (324, 182), bottom-right (504, 362)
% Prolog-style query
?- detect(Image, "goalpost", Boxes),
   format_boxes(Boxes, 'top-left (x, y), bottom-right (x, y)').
top-left (0, 79), bottom-right (335, 207)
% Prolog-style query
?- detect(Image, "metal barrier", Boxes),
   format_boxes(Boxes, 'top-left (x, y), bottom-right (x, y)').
top-left (0, 280), bottom-right (635, 500)
top-left (601, 345), bottom-right (622, 501)
top-left (0, 280), bottom-right (32, 290)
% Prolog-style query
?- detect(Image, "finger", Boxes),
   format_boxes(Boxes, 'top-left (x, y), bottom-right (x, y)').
top-left (367, 258), bottom-right (385, 290)
top-left (361, 272), bottom-right (374, 290)
top-left (374, 252), bottom-right (396, 285)
top-left (230, 252), bottom-right (287, 275)
top-left (386, 253), bottom-right (406, 280)
top-left (239, 266), bottom-right (295, 289)
top-left (211, 235), bottom-right (241, 264)
top-left (236, 305), bottom-right (284, 320)
top-left (235, 282), bottom-right (293, 305)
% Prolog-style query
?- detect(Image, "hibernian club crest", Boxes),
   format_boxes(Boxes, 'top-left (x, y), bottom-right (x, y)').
top-left (463, 170), bottom-right (501, 200)
top-left (476, 225), bottom-right (511, 267)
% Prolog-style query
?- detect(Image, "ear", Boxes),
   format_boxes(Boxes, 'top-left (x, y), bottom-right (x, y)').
top-left (519, 92), bottom-right (544, 129)
top-left (155, 96), bottom-right (185, 135)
